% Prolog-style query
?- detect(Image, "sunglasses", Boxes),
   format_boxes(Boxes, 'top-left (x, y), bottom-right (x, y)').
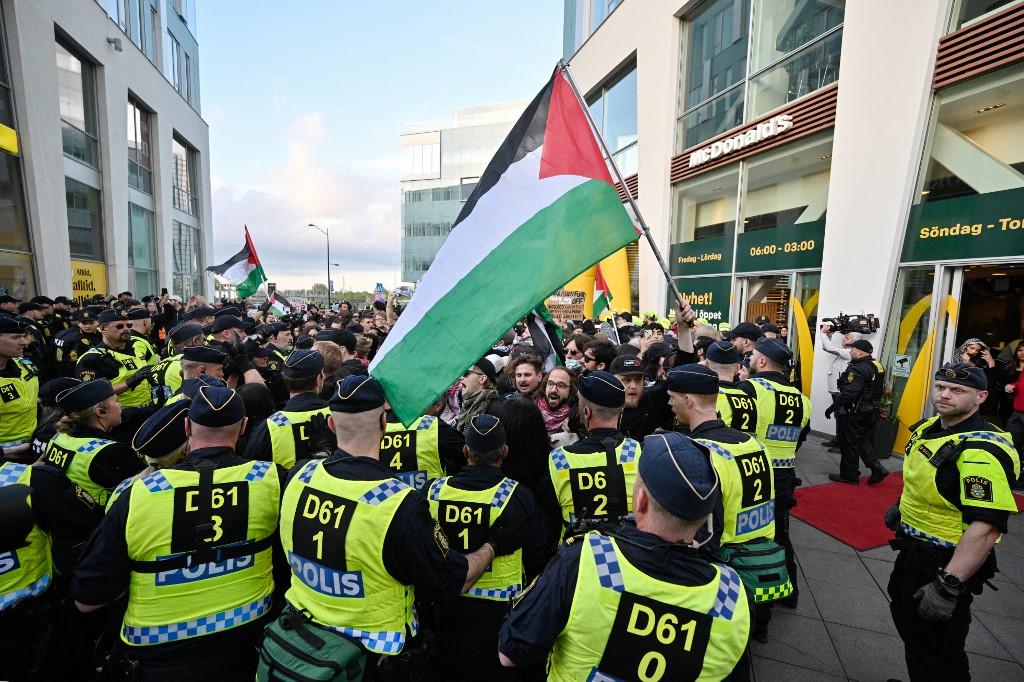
top-left (463, 370), bottom-right (484, 378)
top-left (107, 323), bottom-right (131, 330)
top-left (584, 354), bottom-right (596, 362)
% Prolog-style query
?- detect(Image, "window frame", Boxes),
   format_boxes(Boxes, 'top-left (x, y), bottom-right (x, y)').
top-left (127, 96), bottom-right (153, 194)
top-left (56, 38), bottom-right (101, 170)
top-left (586, 62), bottom-right (638, 177)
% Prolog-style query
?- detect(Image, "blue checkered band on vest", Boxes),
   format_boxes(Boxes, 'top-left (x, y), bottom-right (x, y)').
top-left (697, 439), bottom-right (734, 461)
top-left (900, 522), bottom-right (956, 548)
top-left (550, 448), bottom-right (570, 471)
top-left (771, 457), bottom-right (796, 468)
top-left (327, 625), bottom-right (405, 654)
top-left (77, 438), bottom-right (114, 453)
top-left (618, 438), bottom-right (639, 464)
top-left (589, 534), bottom-right (625, 593)
top-left (141, 471), bottom-right (173, 492)
top-left (121, 595), bottom-right (272, 645)
top-left (428, 477), bottom-right (447, 502)
top-left (752, 378), bottom-right (775, 392)
top-left (296, 460), bottom-right (319, 484)
top-left (957, 431), bottom-right (1014, 450)
top-left (465, 584), bottom-right (522, 600)
top-left (269, 412), bottom-right (290, 427)
top-left (417, 416), bottom-right (436, 430)
top-left (111, 476), bottom-right (136, 498)
top-left (360, 479), bottom-right (409, 505)
top-left (245, 460), bottom-right (272, 482)
top-left (491, 478), bottom-right (517, 508)
top-left (0, 573), bottom-right (50, 611)
top-left (709, 565), bottom-right (743, 620)
top-left (0, 462), bottom-right (28, 487)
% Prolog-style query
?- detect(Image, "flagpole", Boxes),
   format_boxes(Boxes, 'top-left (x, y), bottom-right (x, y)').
top-left (558, 60), bottom-right (690, 323)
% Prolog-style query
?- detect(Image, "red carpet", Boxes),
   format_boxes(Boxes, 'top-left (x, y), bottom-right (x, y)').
top-left (792, 474), bottom-right (904, 551)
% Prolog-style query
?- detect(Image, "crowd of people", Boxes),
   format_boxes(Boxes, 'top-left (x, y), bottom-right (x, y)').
top-left (0, 287), bottom-right (1018, 681)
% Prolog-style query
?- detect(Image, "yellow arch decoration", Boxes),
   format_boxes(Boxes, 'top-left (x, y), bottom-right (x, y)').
top-left (791, 295), bottom-right (814, 398)
top-left (898, 294), bottom-right (934, 355)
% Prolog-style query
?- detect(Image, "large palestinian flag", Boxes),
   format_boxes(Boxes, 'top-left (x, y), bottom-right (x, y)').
top-left (371, 65), bottom-right (637, 424)
top-left (206, 226), bottom-right (266, 298)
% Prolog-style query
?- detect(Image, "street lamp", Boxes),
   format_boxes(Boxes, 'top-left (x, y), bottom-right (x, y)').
top-left (307, 223), bottom-right (331, 308)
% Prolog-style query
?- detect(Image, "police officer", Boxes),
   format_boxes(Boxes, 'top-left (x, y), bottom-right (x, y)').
top-left (499, 431), bottom-right (752, 679)
top-left (382, 403), bottom-right (463, 489)
top-left (736, 337), bottom-right (811, 609)
top-left (886, 363), bottom-right (1019, 681)
top-left (208, 315), bottom-right (265, 388)
top-left (262, 322), bottom-right (292, 363)
top-left (706, 340), bottom-right (759, 434)
top-left (427, 414), bottom-right (547, 681)
top-left (150, 321), bottom-right (206, 404)
top-left (16, 300), bottom-right (49, 377)
top-left (44, 379), bottom-right (145, 507)
top-left (0, 460), bottom-right (104, 680)
top-left (539, 371), bottom-right (642, 541)
top-left (72, 385), bottom-right (282, 681)
top-left (0, 293), bottom-right (19, 316)
top-left (76, 310), bottom-right (155, 408)
top-left (244, 349), bottom-right (332, 468)
top-left (186, 304), bottom-right (216, 327)
top-left (27, 377), bottom-right (79, 462)
top-left (668, 363), bottom-right (790, 642)
top-left (0, 315), bottom-right (39, 461)
top-left (275, 375), bottom-right (500, 676)
top-left (126, 307), bottom-right (160, 366)
top-left (52, 306), bottom-right (103, 378)
top-left (51, 295), bottom-right (75, 334)
top-left (828, 339), bottom-right (889, 485)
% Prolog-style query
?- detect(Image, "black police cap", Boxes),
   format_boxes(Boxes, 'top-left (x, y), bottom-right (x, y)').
top-left (56, 379), bottom-right (115, 413)
top-left (755, 337), bottom-right (793, 365)
top-left (0, 294), bottom-right (19, 304)
top-left (126, 308), bottom-right (151, 320)
top-left (215, 306), bottom-right (242, 318)
top-left (30, 296), bottom-right (54, 306)
top-left (667, 363), bottom-right (719, 395)
top-left (262, 322), bottom-right (286, 337)
top-left (211, 316), bottom-right (244, 333)
top-left (97, 309), bottom-right (127, 325)
top-left (851, 339), bottom-right (873, 353)
top-left (282, 349), bottom-right (324, 378)
top-left (317, 329), bottom-right (357, 352)
top-left (0, 315), bottom-right (29, 333)
top-left (182, 345), bottom-right (228, 364)
top-left (706, 340), bottom-right (741, 365)
top-left (39, 377), bottom-right (80, 406)
top-left (191, 305), bottom-right (216, 318)
top-left (609, 354), bottom-right (644, 376)
top-left (181, 375), bottom-right (227, 400)
top-left (464, 414), bottom-right (506, 453)
top-left (188, 385), bottom-right (245, 426)
top-left (639, 432), bottom-right (719, 521)
top-left (935, 362), bottom-right (987, 391)
top-left (74, 306), bottom-right (104, 322)
top-left (329, 375), bottom-right (385, 413)
top-left (578, 371), bottom-right (625, 408)
top-left (294, 334), bottom-right (315, 350)
top-left (169, 322), bottom-right (204, 344)
top-left (730, 322), bottom-right (762, 342)
top-left (54, 296), bottom-right (73, 305)
top-left (133, 402), bottom-right (189, 460)
top-left (17, 302), bottom-right (43, 314)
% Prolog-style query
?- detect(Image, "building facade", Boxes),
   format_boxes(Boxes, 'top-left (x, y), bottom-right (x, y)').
top-left (565, 0), bottom-right (1024, 444)
top-left (0, 0), bottom-right (211, 303)
top-left (400, 102), bottom-right (525, 282)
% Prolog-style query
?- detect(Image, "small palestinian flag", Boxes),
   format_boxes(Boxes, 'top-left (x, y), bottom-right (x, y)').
top-left (268, 292), bottom-right (291, 317)
top-left (372, 64), bottom-right (637, 424)
top-left (206, 226), bottom-right (266, 298)
top-left (593, 263), bottom-right (612, 318)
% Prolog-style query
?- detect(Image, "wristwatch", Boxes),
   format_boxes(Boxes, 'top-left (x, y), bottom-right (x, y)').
top-left (938, 568), bottom-right (963, 590)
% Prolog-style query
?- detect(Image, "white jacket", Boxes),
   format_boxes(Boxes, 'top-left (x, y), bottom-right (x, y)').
top-left (820, 332), bottom-right (852, 393)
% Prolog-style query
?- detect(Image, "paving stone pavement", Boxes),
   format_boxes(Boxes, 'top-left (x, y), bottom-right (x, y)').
top-left (750, 435), bottom-right (1024, 682)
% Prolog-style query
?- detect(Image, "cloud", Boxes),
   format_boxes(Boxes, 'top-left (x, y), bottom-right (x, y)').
top-left (211, 111), bottom-right (402, 292)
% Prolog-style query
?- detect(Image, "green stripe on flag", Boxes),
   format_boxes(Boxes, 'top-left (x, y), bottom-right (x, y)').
top-left (373, 179), bottom-right (634, 423)
top-left (237, 264), bottom-right (266, 298)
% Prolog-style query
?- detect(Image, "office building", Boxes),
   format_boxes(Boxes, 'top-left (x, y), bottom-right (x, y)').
top-left (0, 0), bottom-right (211, 303)
top-left (565, 0), bottom-right (1024, 444)
top-left (400, 102), bottom-right (526, 282)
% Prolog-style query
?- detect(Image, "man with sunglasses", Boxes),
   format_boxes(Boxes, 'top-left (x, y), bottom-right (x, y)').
top-left (887, 362), bottom-right (1019, 681)
top-left (75, 310), bottom-right (154, 407)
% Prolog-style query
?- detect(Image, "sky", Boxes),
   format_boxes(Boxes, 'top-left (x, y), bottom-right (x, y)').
top-left (199, 2), bottom-right (564, 293)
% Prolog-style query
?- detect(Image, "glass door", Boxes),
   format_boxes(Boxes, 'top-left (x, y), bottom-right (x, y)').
top-left (790, 272), bottom-right (820, 395)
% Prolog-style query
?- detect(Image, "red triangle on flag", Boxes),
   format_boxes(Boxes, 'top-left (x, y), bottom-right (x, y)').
top-left (539, 70), bottom-right (613, 184)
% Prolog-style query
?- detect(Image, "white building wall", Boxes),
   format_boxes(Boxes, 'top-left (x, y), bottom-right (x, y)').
top-left (2, 0), bottom-right (211, 297)
top-left (809, 0), bottom-right (950, 432)
top-left (565, 1), bottom-right (682, 314)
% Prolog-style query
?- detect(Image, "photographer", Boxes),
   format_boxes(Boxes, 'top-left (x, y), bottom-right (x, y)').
top-left (820, 322), bottom-right (858, 449)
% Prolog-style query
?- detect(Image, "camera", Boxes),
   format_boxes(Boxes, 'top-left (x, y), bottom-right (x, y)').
top-left (821, 312), bottom-right (879, 335)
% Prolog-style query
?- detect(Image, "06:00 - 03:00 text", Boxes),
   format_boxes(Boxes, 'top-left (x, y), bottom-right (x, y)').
top-left (749, 240), bottom-right (815, 257)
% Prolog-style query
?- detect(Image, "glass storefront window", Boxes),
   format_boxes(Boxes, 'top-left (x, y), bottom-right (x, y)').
top-left (677, 86), bottom-right (745, 153)
top-left (588, 67), bottom-right (638, 177)
top-left (65, 177), bottom-right (104, 261)
top-left (672, 166), bottom-right (739, 243)
top-left (684, 0), bottom-right (750, 110)
top-left (749, 0), bottom-right (844, 72)
top-left (56, 40), bottom-right (99, 169)
top-left (747, 27), bottom-right (842, 120)
top-left (172, 136), bottom-right (198, 215)
top-left (915, 65), bottom-right (1024, 206)
top-left (0, 152), bottom-right (29, 252)
top-left (952, 0), bottom-right (1018, 29)
top-left (740, 135), bottom-right (832, 232)
top-left (173, 220), bottom-right (203, 297)
top-left (0, 250), bottom-right (34, 300)
top-left (128, 99), bottom-right (153, 194)
top-left (129, 203), bottom-right (156, 296)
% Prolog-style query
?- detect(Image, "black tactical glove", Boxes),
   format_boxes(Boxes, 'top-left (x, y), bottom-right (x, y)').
top-left (884, 500), bottom-right (901, 531)
top-left (824, 405), bottom-right (835, 420)
top-left (305, 413), bottom-right (335, 456)
top-left (487, 511), bottom-right (530, 557)
top-left (239, 336), bottom-right (263, 358)
top-left (124, 364), bottom-right (155, 390)
top-left (914, 578), bottom-right (960, 622)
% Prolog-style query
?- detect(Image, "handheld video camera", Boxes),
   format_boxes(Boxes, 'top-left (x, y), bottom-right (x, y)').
top-left (821, 312), bottom-right (879, 335)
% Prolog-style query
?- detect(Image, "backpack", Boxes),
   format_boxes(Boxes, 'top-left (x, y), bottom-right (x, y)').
top-left (257, 607), bottom-right (365, 682)
top-left (714, 537), bottom-right (792, 604)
